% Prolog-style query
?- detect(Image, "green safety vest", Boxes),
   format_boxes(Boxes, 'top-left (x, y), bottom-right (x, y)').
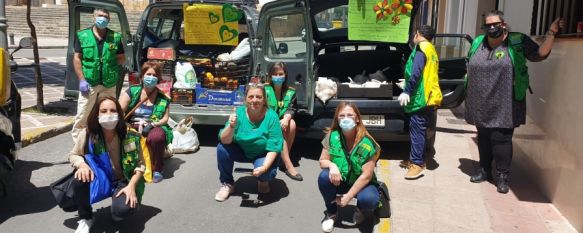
top-left (403, 41), bottom-right (442, 113)
top-left (88, 129), bottom-right (145, 202)
top-left (265, 85), bottom-right (296, 118)
top-left (467, 33), bottom-right (529, 101)
top-left (328, 130), bottom-right (379, 185)
top-left (77, 28), bottom-right (122, 88)
top-left (127, 85), bottom-right (173, 144)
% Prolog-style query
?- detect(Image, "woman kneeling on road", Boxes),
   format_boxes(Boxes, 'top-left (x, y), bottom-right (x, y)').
top-left (215, 83), bottom-right (284, 202)
top-left (265, 62), bottom-right (302, 181)
top-left (119, 62), bottom-right (172, 183)
top-left (318, 102), bottom-right (381, 233)
top-left (69, 96), bottom-right (145, 233)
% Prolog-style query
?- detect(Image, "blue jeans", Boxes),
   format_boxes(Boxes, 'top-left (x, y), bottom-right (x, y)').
top-left (217, 143), bottom-right (279, 184)
top-left (317, 169), bottom-right (379, 214)
top-left (408, 107), bottom-right (434, 165)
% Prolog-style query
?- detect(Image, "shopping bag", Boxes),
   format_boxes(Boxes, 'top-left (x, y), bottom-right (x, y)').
top-left (140, 136), bottom-right (153, 183)
top-left (168, 117), bottom-right (199, 154)
top-left (49, 171), bottom-right (78, 212)
top-left (85, 142), bottom-right (115, 204)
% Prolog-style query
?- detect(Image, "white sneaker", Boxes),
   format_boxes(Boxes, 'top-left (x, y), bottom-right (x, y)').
top-left (214, 183), bottom-right (235, 202)
top-left (321, 213), bottom-right (336, 233)
top-left (353, 208), bottom-right (365, 225)
top-left (75, 218), bottom-right (93, 233)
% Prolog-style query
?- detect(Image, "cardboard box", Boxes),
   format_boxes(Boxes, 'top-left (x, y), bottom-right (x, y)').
top-left (171, 88), bottom-right (195, 105)
top-left (147, 48), bottom-right (176, 61)
top-left (336, 83), bottom-right (393, 98)
top-left (195, 83), bottom-right (245, 106)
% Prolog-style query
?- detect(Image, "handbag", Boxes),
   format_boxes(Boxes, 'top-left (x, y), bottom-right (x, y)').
top-left (375, 181), bottom-right (391, 218)
top-left (49, 171), bottom-right (78, 212)
top-left (85, 137), bottom-right (115, 204)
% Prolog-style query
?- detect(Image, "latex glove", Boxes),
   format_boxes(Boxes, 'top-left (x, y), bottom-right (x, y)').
top-left (398, 93), bottom-right (410, 106)
top-left (396, 79), bottom-right (405, 90)
top-left (79, 80), bottom-right (90, 96)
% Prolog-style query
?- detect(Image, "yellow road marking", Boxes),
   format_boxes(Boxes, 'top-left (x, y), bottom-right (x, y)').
top-left (376, 159), bottom-right (392, 233)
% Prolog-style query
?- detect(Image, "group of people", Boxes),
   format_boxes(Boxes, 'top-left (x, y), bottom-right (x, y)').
top-left (64, 7), bottom-right (564, 233)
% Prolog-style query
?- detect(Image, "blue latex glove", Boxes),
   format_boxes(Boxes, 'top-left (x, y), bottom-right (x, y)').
top-left (79, 80), bottom-right (90, 96)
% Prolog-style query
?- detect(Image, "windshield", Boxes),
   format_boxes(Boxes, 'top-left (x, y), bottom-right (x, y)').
top-left (314, 5), bottom-right (348, 31)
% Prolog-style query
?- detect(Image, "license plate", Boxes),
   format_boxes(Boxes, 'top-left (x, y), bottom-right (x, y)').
top-left (362, 115), bottom-right (385, 127)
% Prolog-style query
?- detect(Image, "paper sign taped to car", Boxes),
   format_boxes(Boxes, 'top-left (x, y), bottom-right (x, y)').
top-left (183, 3), bottom-right (242, 46)
top-left (347, 0), bottom-right (412, 43)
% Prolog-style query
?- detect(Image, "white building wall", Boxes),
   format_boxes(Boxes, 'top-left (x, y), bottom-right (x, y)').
top-left (498, 0), bottom-right (535, 34)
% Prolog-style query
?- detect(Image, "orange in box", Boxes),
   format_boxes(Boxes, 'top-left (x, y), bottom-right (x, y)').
top-left (147, 48), bottom-right (176, 61)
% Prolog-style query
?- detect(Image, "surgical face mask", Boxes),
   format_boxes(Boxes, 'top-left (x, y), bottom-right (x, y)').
top-left (95, 16), bottom-right (109, 29)
top-left (143, 75), bottom-right (158, 89)
top-left (486, 25), bottom-right (504, 38)
top-left (339, 118), bottom-right (356, 132)
top-left (271, 76), bottom-right (285, 85)
top-left (98, 114), bottom-right (118, 130)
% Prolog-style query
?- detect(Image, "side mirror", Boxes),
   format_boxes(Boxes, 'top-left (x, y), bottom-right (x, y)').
top-left (277, 43), bottom-right (288, 54)
top-left (18, 37), bottom-right (33, 49)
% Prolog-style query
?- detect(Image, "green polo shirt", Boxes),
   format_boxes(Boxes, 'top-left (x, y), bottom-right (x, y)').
top-left (219, 106), bottom-right (283, 159)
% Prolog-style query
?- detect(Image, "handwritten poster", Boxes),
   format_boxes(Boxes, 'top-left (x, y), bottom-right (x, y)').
top-left (348, 0), bottom-right (413, 43)
top-left (183, 3), bottom-right (242, 45)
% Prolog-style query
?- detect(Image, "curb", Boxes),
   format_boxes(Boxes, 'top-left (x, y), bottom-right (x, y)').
top-left (21, 120), bottom-right (74, 148)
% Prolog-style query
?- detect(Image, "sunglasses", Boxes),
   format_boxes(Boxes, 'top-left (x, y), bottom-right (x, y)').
top-left (482, 22), bottom-right (503, 29)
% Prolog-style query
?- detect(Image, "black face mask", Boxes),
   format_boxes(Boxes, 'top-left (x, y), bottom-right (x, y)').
top-left (486, 25), bottom-right (504, 38)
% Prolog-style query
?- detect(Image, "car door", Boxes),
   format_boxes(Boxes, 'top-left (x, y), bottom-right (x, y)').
top-left (432, 34), bottom-right (472, 108)
top-left (254, 0), bottom-right (314, 115)
top-left (64, 0), bottom-right (133, 99)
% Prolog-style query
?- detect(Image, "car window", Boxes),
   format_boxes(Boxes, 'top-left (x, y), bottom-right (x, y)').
top-left (432, 36), bottom-right (471, 60)
top-left (314, 6), bottom-right (348, 31)
top-left (267, 13), bottom-right (307, 59)
top-left (77, 8), bottom-right (122, 33)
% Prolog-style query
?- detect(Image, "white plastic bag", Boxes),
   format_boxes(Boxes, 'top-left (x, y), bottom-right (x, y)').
top-left (174, 62), bottom-right (196, 89)
top-left (315, 77), bottom-right (337, 104)
top-left (168, 117), bottom-right (199, 154)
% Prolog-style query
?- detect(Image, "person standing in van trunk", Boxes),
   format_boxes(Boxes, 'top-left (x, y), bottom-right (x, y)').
top-left (265, 62), bottom-right (303, 181)
top-left (71, 8), bottom-right (125, 144)
top-left (466, 11), bottom-right (564, 193)
top-left (397, 25), bottom-right (442, 179)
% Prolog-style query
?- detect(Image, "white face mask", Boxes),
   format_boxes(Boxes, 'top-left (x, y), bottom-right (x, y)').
top-left (98, 114), bottom-right (118, 130)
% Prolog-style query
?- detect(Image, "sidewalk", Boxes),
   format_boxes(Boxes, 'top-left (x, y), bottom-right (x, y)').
top-left (385, 107), bottom-right (577, 232)
top-left (9, 36), bottom-right (68, 50)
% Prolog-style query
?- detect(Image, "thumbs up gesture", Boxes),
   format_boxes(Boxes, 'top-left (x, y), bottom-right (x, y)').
top-left (229, 107), bottom-right (238, 128)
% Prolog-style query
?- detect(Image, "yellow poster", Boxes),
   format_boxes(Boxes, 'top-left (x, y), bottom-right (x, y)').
top-left (183, 3), bottom-right (242, 46)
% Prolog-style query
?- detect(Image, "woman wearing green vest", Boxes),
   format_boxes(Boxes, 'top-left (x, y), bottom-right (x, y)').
top-left (318, 102), bottom-right (381, 232)
top-left (69, 96), bottom-right (145, 233)
top-left (215, 84), bottom-right (284, 202)
top-left (119, 62), bottom-right (172, 183)
top-left (265, 62), bottom-right (302, 181)
top-left (466, 10), bottom-right (564, 193)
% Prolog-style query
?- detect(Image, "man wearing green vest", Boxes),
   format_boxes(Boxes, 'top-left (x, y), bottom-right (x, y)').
top-left (466, 10), bottom-right (564, 193)
top-left (71, 8), bottom-right (125, 143)
top-left (397, 25), bottom-right (442, 180)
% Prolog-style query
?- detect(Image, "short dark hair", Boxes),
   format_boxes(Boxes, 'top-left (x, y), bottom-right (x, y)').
top-left (484, 10), bottom-right (505, 23)
top-left (417, 25), bottom-right (436, 41)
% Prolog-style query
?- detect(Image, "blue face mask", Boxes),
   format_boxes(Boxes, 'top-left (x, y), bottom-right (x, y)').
top-left (339, 118), bottom-right (356, 132)
top-left (143, 75), bottom-right (158, 89)
top-left (271, 76), bottom-right (285, 85)
top-left (95, 16), bottom-right (109, 29)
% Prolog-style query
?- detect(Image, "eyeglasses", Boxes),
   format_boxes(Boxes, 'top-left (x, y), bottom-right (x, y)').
top-left (482, 22), bottom-right (503, 29)
top-left (338, 114), bottom-right (356, 119)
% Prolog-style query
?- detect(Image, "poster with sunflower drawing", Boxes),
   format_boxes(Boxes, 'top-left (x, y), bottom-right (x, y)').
top-left (183, 3), bottom-right (242, 45)
top-left (348, 0), bottom-right (413, 43)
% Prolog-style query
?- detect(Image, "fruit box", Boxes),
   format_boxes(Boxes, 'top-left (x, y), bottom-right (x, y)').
top-left (147, 48), bottom-right (176, 61)
top-left (336, 82), bottom-right (393, 98)
top-left (171, 88), bottom-right (195, 105)
top-left (195, 83), bottom-right (245, 106)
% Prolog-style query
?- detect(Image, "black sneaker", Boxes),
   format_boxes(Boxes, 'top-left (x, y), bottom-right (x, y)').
top-left (470, 168), bottom-right (492, 183)
top-left (496, 173), bottom-right (509, 193)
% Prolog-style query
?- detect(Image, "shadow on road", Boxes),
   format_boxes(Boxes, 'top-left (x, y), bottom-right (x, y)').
top-left (162, 157), bottom-right (186, 179)
top-left (327, 207), bottom-right (380, 233)
top-left (0, 160), bottom-right (56, 224)
top-left (231, 176), bottom-right (289, 207)
top-left (63, 204), bottom-right (162, 233)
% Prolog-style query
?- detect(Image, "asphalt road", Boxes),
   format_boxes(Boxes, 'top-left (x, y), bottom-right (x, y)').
top-left (0, 126), bottom-right (390, 233)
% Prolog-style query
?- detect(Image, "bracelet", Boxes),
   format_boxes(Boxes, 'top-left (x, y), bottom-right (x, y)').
top-left (546, 30), bottom-right (557, 36)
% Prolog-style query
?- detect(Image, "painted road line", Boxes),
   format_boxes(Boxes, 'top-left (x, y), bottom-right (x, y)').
top-left (22, 114), bottom-right (45, 127)
top-left (375, 159), bottom-right (391, 233)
